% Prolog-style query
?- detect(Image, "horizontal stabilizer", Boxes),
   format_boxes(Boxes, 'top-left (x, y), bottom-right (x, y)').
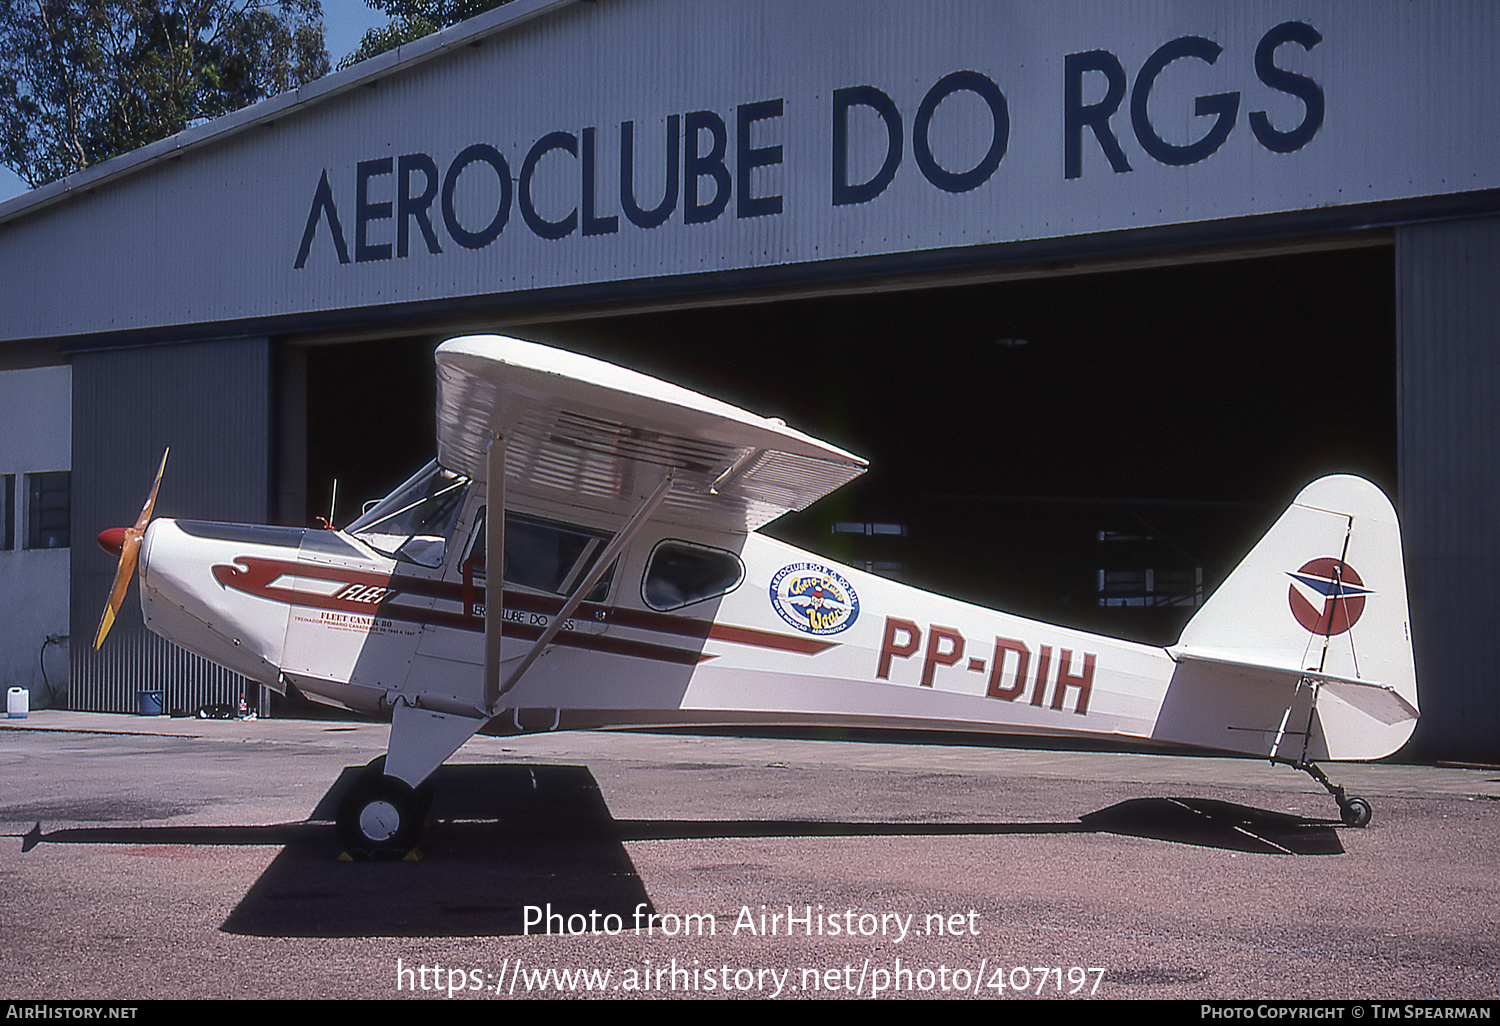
top-left (1171, 650), bottom-right (1418, 726)
top-left (1320, 679), bottom-right (1419, 727)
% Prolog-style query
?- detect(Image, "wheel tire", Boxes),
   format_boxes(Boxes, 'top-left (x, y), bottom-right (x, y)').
top-left (1341, 796), bottom-right (1373, 828)
top-left (337, 770), bottom-right (424, 854)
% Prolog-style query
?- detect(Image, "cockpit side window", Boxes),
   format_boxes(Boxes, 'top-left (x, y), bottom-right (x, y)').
top-left (346, 462), bottom-right (469, 568)
top-left (465, 508), bottom-right (615, 602)
top-left (641, 540), bottom-right (744, 611)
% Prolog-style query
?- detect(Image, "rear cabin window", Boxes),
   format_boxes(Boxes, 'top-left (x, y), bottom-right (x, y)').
top-left (642, 540), bottom-right (744, 611)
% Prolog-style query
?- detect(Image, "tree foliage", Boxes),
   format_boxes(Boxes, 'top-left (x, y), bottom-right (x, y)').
top-left (0, 0), bottom-right (328, 188)
top-left (339, 0), bottom-right (508, 69)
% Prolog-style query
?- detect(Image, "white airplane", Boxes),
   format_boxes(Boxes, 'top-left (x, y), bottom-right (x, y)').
top-left (94, 335), bottom-right (1419, 854)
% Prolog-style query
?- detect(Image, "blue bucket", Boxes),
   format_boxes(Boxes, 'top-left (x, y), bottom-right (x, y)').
top-left (136, 689), bottom-right (164, 716)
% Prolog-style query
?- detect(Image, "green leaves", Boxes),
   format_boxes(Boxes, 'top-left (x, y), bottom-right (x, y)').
top-left (338, 0), bottom-right (508, 70)
top-left (0, 0), bottom-right (330, 187)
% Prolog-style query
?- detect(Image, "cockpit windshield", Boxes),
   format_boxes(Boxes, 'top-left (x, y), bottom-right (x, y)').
top-left (346, 462), bottom-right (469, 567)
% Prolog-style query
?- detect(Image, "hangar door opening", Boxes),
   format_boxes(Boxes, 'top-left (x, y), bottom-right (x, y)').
top-left (534, 243), bottom-right (1396, 647)
top-left (294, 335), bottom-right (441, 531)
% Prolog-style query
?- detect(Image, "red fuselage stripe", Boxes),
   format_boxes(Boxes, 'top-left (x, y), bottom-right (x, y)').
top-left (212, 555), bottom-right (833, 662)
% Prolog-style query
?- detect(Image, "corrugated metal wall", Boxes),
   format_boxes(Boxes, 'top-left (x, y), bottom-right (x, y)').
top-left (70, 337), bottom-right (272, 714)
top-left (5, 3), bottom-right (1500, 348)
top-left (1396, 215), bottom-right (1500, 764)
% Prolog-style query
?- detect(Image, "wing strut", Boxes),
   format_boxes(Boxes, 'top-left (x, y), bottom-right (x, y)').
top-left (486, 469), bottom-right (676, 712)
top-left (483, 432), bottom-right (506, 712)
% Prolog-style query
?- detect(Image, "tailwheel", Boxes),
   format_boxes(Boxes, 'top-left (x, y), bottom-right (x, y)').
top-left (1299, 762), bottom-right (1374, 829)
top-left (337, 764), bottom-right (426, 856)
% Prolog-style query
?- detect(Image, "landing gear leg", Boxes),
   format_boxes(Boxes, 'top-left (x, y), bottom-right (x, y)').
top-left (337, 757), bottom-right (428, 856)
top-left (1300, 762), bottom-right (1373, 828)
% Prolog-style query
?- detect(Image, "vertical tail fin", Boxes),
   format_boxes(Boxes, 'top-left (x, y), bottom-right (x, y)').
top-left (1166, 475), bottom-right (1417, 760)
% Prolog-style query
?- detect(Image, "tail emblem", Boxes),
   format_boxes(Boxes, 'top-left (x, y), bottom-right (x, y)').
top-left (1287, 558), bottom-right (1371, 637)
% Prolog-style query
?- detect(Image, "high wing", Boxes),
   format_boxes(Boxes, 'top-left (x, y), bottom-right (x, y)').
top-left (435, 334), bottom-right (868, 531)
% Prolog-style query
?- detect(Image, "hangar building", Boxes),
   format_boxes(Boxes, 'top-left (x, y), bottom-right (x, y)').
top-left (0, 0), bottom-right (1495, 761)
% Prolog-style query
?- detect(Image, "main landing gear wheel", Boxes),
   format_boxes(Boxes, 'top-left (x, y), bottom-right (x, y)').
top-left (337, 764), bottom-right (428, 856)
top-left (1340, 796), bottom-right (1373, 829)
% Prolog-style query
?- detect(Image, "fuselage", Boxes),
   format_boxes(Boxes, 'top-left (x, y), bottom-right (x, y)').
top-left (134, 463), bottom-right (1414, 764)
top-left (137, 467), bottom-right (1177, 747)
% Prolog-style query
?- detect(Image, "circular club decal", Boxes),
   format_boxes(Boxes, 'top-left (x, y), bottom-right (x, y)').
top-left (1287, 558), bottom-right (1370, 637)
top-left (769, 563), bottom-right (859, 635)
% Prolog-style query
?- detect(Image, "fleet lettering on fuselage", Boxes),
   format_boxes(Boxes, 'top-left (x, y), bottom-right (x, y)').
top-left (876, 617), bottom-right (1096, 716)
top-left (293, 21), bottom-right (1323, 268)
top-left (335, 583), bottom-right (392, 604)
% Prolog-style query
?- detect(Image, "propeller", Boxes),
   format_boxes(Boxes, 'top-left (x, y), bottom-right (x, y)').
top-left (93, 448), bottom-right (169, 651)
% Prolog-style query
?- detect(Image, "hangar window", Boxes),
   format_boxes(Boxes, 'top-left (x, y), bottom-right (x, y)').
top-left (1, 474), bottom-right (12, 550)
top-left (1094, 525), bottom-right (1203, 608)
top-left (1096, 568), bottom-right (1203, 608)
top-left (346, 461), bottom-right (468, 567)
top-left (642, 540), bottom-right (744, 610)
top-left (25, 472), bottom-right (69, 549)
top-left (832, 521), bottom-right (907, 537)
top-left (860, 560), bottom-right (905, 582)
top-left (464, 509), bottom-right (615, 602)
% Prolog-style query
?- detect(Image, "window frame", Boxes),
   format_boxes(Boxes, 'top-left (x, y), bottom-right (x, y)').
top-left (640, 538), bottom-right (745, 612)
top-left (25, 470), bottom-right (70, 550)
top-left (462, 507), bottom-right (618, 604)
top-left (1, 474), bottom-right (13, 551)
top-left (345, 462), bottom-right (469, 568)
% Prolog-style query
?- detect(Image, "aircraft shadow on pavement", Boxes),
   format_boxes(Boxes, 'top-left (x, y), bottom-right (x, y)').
top-left (216, 768), bottom-right (1342, 936)
top-left (21, 765), bottom-right (1342, 938)
top-left (221, 763), bottom-right (649, 938)
top-left (1076, 797), bottom-right (1345, 856)
top-left (610, 796), bottom-right (1344, 857)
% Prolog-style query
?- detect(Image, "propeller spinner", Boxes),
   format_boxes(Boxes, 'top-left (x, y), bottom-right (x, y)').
top-left (93, 448), bottom-right (169, 650)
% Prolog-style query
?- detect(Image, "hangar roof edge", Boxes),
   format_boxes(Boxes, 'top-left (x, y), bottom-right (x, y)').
top-left (0, 0), bottom-right (581, 227)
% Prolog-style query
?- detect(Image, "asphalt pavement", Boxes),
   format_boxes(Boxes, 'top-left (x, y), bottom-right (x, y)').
top-left (2, 710), bottom-right (1497, 1001)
